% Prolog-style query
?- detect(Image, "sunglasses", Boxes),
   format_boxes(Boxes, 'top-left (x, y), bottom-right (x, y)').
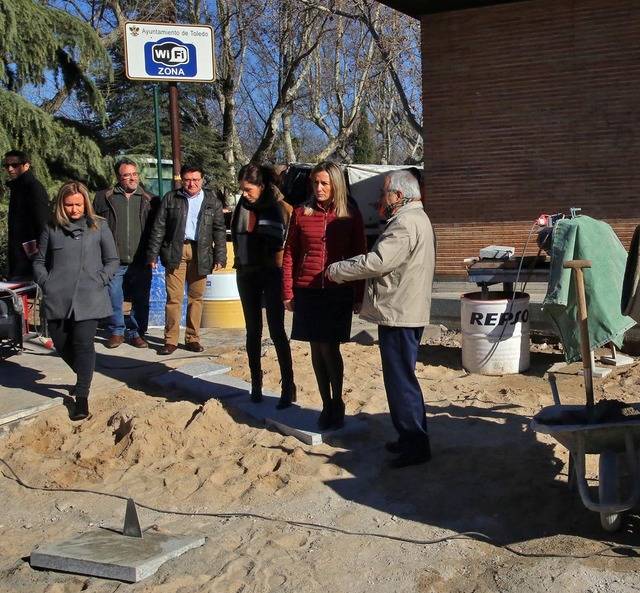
top-left (3, 162), bottom-right (24, 169)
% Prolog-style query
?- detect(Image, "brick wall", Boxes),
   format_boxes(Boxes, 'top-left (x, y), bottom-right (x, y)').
top-left (421, 0), bottom-right (640, 278)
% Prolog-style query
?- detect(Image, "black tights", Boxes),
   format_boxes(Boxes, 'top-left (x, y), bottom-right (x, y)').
top-left (310, 341), bottom-right (343, 406)
top-left (236, 267), bottom-right (293, 388)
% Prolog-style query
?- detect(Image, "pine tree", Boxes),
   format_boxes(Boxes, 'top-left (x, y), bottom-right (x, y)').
top-left (0, 0), bottom-right (112, 190)
top-left (352, 106), bottom-right (378, 165)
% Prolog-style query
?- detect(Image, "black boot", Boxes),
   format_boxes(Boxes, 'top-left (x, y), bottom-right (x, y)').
top-left (331, 398), bottom-right (345, 429)
top-left (70, 397), bottom-right (89, 421)
top-left (250, 373), bottom-right (263, 403)
top-left (277, 379), bottom-right (297, 410)
top-left (317, 405), bottom-right (333, 431)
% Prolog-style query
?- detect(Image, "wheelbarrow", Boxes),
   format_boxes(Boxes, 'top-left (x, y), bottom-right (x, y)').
top-left (531, 259), bottom-right (640, 531)
top-left (532, 405), bottom-right (640, 531)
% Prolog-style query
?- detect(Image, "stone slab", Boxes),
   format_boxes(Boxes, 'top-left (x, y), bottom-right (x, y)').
top-left (149, 370), bottom-right (320, 444)
top-left (234, 390), bottom-right (367, 446)
top-left (0, 388), bottom-right (63, 427)
top-left (30, 530), bottom-right (206, 583)
top-left (350, 324), bottom-right (440, 346)
top-left (168, 361), bottom-right (232, 378)
top-left (351, 329), bottom-right (377, 346)
top-left (547, 361), bottom-right (612, 379)
top-left (148, 365), bottom-right (237, 397)
top-left (599, 352), bottom-right (635, 367)
top-left (585, 366), bottom-right (612, 379)
top-left (148, 370), bottom-right (366, 445)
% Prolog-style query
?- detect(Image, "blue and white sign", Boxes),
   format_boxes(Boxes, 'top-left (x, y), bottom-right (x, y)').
top-left (124, 22), bottom-right (215, 82)
top-left (145, 37), bottom-right (197, 77)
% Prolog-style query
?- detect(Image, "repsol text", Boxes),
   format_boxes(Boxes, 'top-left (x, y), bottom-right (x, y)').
top-left (469, 309), bottom-right (529, 326)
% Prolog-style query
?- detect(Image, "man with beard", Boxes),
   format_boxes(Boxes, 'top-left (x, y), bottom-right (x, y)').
top-left (3, 150), bottom-right (50, 279)
top-left (94, 158), bottom-right (158, 349)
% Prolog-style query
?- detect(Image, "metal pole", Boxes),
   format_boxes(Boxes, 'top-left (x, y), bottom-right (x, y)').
top-left (153, 85), bottom-right (164, 197)
top-left (168, 82), bottom-right (182, 190)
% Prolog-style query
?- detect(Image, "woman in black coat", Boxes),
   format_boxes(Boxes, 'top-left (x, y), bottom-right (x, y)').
top-left (33, 181), bottom-right (119, 420)
top-left (231, 164), bottom-right (296, 408)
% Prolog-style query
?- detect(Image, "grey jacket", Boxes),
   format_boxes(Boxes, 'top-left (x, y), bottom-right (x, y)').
top-left (33, 217), bottom-right (119, 321)
top-left (327, 201), bottom-right (435, 327)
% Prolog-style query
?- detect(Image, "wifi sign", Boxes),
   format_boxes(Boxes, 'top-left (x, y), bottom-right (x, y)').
top-left (144, 37), bottom-right (197, 78)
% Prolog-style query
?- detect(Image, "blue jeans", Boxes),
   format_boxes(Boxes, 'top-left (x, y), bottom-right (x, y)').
top-left (107, 263), bottom-right (151, 339)
top-left (378, 325), bottom-right (428, 450)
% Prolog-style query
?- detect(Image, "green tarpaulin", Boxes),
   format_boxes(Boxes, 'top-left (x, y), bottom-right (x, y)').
top-left (542, 216), bottom-right (635, 363)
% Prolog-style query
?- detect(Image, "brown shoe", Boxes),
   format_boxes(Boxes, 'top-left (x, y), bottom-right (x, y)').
top-left (158, 343), bottom-right (177, 355)
top-left (129, 336), bottom-right (149, 349)
top-left (184, 342), bottom-right (204, 353)
top-left (105, 335), bottom-right (125, 349)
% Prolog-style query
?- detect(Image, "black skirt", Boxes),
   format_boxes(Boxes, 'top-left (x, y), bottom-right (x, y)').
top-left (291, 286), bottom-right (354, 343)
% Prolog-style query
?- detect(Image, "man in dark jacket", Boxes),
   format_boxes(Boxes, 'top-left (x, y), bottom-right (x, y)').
top-left (3, 150), bottom-right (50, 279)
top-left (94, 158), bottom-right (159, 349)
top-left (147, 164), bottom-right (226, 355)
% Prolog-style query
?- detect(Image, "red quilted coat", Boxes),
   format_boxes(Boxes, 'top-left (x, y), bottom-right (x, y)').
top-left (282, 200), bottom-right (366, 302)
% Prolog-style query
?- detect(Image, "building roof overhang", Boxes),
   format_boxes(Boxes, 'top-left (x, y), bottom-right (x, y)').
top-left (377, 0), bottom-right (531, 19)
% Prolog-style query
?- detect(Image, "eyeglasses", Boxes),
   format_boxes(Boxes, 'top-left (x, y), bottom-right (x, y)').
top-left (3, 162), bottom-right (24, 169)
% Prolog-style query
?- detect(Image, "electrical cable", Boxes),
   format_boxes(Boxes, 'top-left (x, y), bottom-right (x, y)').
top-left (519, 247), bottom-right (544, 296)
top-left (0, 457), bottom-right (636, 560)
top-left (474, 220), bottom-right (539, 367)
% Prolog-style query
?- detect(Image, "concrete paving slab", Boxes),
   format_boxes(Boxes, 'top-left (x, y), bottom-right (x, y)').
top-left (148, 363), bottom-right (234, 393)
top-left (0, 388), bottom-right (64, 426)
top-left (0, 353), bottom-right (68, 426)
top-left (599, 352), bottom-right (635, 367)
top-left (147, 371), bottom-right (248, 402)
top-left (30, 529), bottom-right (205, 583)
top-left (168, 361), bottom-right (232, 378)
top-left (351, 329), bottom-right (377, 345)
top-left (149, 367), bottom-right (366, 445)
top-left (234, 390), bottom-right (368, 446)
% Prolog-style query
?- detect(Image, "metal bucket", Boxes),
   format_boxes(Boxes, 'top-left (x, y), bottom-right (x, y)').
top-left (461, 291), bottom-right (530, 375)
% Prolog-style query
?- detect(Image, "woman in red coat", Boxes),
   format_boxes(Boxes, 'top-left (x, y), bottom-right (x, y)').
top-left (282, 161), bottom-right (366, 430)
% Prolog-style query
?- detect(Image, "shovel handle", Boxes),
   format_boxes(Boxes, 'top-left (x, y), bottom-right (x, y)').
top-left (563, 259), bottom-right (594, 408)
top-left (563, 259), bottom-right (592, 270)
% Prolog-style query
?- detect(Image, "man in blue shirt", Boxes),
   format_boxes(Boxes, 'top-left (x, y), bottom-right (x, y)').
top-left (147, 164), bottom-right (226, 355)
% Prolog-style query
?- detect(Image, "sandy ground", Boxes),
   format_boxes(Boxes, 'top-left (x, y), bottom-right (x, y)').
top-left (1, 330), bottom-right (640, 592)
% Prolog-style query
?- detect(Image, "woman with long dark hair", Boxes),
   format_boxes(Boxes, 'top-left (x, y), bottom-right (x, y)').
top-left (231, 164), bottom-right (296, 408)
top-left (282, 161), bottom-right (366, 429)
top-left (33, 181), bottom-right (119, 420)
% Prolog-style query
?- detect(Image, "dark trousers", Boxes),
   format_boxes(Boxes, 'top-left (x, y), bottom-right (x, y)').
top-left (48, 317), bottom-right (99, 398)
top-left (378, 325), bottom-right (428, 450)
top-left (107, 263), bottom-right (151, 339)
top-left (236, 267), bottom-right (293, 386)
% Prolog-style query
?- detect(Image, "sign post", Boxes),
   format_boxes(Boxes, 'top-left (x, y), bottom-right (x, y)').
top-left (152, 85), bottom-right (163, 196)
top-left (124, 21), bottom-right (216, 189)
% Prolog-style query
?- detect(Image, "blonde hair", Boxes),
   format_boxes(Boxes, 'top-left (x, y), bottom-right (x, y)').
top-left (305, 161), bottom-right (350, 218)
top-left (54, 180), bottom-right (99, 229)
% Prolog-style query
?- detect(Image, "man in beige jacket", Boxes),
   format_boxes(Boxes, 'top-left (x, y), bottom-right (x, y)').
top-left (326, 170), bottom-right (435, 468)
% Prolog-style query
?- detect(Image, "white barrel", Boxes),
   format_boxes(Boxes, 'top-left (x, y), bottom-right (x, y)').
top-left (203, 272), bottom-right (239, 300)
top-left (201, 271), bottom-right (245, 328)
top-left (461, 291), bottom-right (530, 375)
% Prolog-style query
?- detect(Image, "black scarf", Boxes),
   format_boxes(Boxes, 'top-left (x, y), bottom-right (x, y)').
top-left (232, 185), bottom-right (286, 268)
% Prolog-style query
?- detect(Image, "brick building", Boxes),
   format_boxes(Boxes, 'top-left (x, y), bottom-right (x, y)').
top-left (380, 0), bottom-right (640, 278)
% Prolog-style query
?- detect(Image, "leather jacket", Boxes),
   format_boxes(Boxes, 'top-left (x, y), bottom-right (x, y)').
top-left (146, 188), bottom-right (226, 275)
